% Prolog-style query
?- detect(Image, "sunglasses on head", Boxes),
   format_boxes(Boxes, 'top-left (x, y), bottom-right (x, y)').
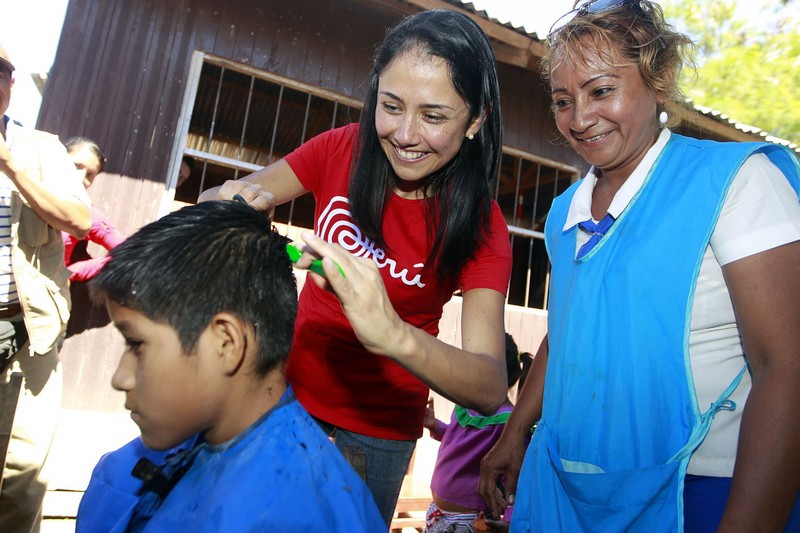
top-left (547, 0), bottom-right (658, 45)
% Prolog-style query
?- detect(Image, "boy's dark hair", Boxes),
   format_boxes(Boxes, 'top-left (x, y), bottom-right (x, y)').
top-left (505, 333), bottom-right (522, 388)
top-left (92, 200), bottom-right (297, 375)
top-left (349, 9), bottom-right (503, 283)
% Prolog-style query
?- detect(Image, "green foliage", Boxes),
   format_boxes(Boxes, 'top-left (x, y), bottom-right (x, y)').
top-left (662, 0), bottom-right (800, 145)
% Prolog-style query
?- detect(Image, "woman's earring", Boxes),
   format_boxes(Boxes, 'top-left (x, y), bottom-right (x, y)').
top-left (658, 111), bottom-right (668, 127)
top-left (467, 133), bottom-right (475, 140)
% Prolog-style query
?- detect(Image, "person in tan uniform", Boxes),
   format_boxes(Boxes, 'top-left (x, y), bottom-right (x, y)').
top-left (0, 43), bottom-right (91, 532)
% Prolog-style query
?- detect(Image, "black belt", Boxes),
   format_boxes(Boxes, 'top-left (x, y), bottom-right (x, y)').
top-left (0, 302), bottom-right (22, 319)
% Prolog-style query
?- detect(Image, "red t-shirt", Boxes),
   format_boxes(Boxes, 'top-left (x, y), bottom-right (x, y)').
top-left (284, 123), bottom-right (512, 439)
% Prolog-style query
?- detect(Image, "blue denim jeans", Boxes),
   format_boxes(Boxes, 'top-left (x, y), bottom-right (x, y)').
top-left (316, 419), bottom-right (416, 526)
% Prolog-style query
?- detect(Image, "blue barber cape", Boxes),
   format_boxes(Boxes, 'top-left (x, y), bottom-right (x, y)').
top-left (77, 387), bottom-right (384, 532)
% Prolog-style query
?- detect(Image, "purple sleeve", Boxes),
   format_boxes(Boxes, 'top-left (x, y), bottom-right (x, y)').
top-left (435, 420), bottom-right (449, 441)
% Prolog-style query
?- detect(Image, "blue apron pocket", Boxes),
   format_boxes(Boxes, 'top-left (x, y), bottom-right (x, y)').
top-left (548, 437), bottom-right (682, 532)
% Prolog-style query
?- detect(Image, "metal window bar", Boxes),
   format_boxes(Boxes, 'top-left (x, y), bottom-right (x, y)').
top-left (329, 101), bottom-right (339, 130)
top-left (233, 75), bottom-right (257, 180)
top-left (508, 156), bottom-right (522, 302)
top-left (495, 151), bottom-right (566, 310)
top-left (267, 85), bottom-right (285, 163)
top-left (286, 92), bottom-right (315, 228)
top-left (543, 167), bottom-right (563, 311)
top-left (512, 157), bottom-right (522, 228)
top-left (523, 162), bottom-right (543, 308)
top-left (198, 65), bottom-right (227, 195)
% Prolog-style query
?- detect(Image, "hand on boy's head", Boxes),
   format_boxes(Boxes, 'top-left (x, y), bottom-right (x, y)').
top-left (218, 180), bottom-right (276, 219)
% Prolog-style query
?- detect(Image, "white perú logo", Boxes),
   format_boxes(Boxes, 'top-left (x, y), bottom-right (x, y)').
top-left (317, 196), bottom-right (426, 288)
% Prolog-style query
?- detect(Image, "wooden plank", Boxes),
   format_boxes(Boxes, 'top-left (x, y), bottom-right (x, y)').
top-left (394, 497), bottom-right (431, 513)
top-left (391, 496), bottom-right (429, 533)
top-left (390, 517), bottom-right (425, 532)
top-left (81, 1), bottom-right (129, 166)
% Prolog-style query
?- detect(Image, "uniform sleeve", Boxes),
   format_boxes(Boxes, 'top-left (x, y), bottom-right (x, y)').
top-left (711, 153), bottom-right (800, 266)
top-left (459, 201), bottom-right (512, 295)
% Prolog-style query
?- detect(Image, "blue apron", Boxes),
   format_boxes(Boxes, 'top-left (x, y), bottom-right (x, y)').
top-left (511, 135), bottom-right (800, 532)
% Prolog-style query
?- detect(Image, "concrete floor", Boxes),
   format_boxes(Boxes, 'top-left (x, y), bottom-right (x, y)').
top-left (40, 409), bottom-right (139, 532)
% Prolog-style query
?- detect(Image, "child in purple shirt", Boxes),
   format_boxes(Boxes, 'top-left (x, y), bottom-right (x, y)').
top-left (423, 334), bottom-right (532, 532)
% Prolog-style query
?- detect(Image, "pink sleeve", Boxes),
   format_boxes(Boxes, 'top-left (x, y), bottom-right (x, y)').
top-left (88, 206), bottom-right (125, 251)
top-left (62, 232), bottom-right (78, 264)
top-left (68, 256), bottom-right (112, 282)
top-left (67, 207), bottom-right (124, 282)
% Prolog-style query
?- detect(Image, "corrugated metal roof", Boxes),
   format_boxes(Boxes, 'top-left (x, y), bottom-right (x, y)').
top-left (691, 102), bottom-right (798, 152)
top-left (453, 0), bottom-right (543, 38)
top-left (54, 0), bottom-right (788, 156)
top-left (453, 0), bottom-right (799, 154)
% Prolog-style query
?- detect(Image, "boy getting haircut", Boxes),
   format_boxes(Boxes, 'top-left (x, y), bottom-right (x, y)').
top-left (76, 200), bottom-right (383, 532)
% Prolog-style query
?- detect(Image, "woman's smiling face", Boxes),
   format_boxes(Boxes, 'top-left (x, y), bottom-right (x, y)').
top-left (550, 37), bottom-right (663, 182)
top-left (375, 48), bottom-right (481, 198)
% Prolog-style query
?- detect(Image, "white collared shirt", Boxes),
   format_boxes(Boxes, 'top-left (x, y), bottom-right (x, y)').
top-left (564, 128), bottom-right (672, 247)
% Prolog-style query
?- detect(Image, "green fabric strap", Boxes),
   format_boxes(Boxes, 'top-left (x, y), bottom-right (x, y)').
top-left (454, 405), bottom-right (510, 429)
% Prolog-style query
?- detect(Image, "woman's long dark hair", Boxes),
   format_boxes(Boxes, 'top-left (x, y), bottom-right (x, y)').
top-left (348, 9), bottom-right (503, 282)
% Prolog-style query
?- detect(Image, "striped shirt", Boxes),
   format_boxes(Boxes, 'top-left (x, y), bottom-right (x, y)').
top-left (0, 177), bottom-right (15, 304)
top-left (0, 116), bottom-right (18, 305)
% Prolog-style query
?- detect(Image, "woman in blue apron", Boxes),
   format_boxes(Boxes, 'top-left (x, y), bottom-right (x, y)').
top-left (478, 1), bottom-right (800, 531)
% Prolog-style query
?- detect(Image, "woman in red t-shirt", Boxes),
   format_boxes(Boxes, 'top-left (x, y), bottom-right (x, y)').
top-left (201, 10), bottom-right (512, 524)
